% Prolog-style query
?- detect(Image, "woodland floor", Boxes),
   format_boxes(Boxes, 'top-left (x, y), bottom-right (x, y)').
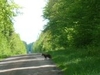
top-left (0, 53), bottom-right (63, 75)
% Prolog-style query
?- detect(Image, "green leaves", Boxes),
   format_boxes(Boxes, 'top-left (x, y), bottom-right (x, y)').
top-left (34, 0), bottom-right (100, 52)
top-left (9, 33), bottom-right (26, 55)
top-left (0, 0), bottom-right (26, 59)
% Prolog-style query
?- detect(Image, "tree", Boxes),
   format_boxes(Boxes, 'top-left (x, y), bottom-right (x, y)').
top-left (9, 33), bottom-right (26, 55)
top-left (0, 0), bottom-right (26, 58)
top-left (34, 0), bottom-right (100, 52)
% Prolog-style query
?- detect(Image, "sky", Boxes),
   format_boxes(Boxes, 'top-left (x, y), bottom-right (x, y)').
top-left (14, 0), bottom-right (47, 44)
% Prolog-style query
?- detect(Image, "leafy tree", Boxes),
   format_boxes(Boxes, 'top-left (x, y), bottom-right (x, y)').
top-left (34, 0), bottom-right (100, 52)
top-left (0, 0), bottom-right (26, 58)
top-left (0, 33), bottom-right (11, 58)
top-left (9, 33), bottom-right (26, 55)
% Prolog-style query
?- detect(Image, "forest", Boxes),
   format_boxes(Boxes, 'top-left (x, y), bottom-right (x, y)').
top-left (0, 0), bottom-right (26, 59)
top-left (33, 0), bottom-right (100, 75)
top-left (0, 0), bottom-right (100, 75)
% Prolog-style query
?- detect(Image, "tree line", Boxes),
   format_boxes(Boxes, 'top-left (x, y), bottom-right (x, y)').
top-left (33, 0), bottom-right (100, 52)
top-left (0, 0), bottom-right (26, 59)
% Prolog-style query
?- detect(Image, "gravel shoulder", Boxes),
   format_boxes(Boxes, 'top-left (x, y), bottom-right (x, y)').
top-left (0, 53), bottom-right (63, 75)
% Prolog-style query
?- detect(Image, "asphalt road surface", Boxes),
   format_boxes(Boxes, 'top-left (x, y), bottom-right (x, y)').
top-left (0, 53), bottom-right (63, 75)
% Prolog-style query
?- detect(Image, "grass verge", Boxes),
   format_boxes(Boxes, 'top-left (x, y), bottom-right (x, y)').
top-left (48, 47), bottom-right (100, 75)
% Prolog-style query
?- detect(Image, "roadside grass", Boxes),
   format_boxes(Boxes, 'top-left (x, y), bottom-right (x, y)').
top-left (0, 54), bottom-right (11, 60)
top-left (48, 47), bottom-right (100, 75)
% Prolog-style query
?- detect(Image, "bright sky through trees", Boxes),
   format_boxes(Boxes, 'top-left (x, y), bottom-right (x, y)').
top-left (14, 0), bottom-right (46, 44)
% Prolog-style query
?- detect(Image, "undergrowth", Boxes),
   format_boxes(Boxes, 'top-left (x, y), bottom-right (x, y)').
top-left (48, 46), bottom-right (100, 75)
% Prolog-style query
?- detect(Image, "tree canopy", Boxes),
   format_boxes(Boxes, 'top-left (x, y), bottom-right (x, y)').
top-left (34, 0), bottom-right (100, 52)
top-left (0, 0), bottom-right (26, 58)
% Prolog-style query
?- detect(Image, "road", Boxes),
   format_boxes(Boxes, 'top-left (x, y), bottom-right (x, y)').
top-left (0, 53), bottom-right (63, 75)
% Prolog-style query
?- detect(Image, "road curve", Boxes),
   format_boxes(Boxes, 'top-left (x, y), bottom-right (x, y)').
top-left (0, 53), bottom-right (63, 75)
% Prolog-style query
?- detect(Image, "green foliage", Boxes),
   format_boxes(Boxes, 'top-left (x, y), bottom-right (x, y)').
top-left (34, 0), bottom-right (100, 51)
top-left (49, 47), bottom-right (100, 75)
top-left (0, 0), bottom-right (26, 59)
top-left (0, 33), bottom-right (11, 58)
top-left (9, 33), bottom-right (26, 55)
top-left (33, 30), bottom-right (52, 52)
top-left (33, 0), bottom-right (100, 75)
top-left (68, 0), bottom-right (100, 47)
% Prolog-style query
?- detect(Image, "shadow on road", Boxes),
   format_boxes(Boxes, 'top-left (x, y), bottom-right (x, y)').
top-left (0, 53), bottom-right (63, 75)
